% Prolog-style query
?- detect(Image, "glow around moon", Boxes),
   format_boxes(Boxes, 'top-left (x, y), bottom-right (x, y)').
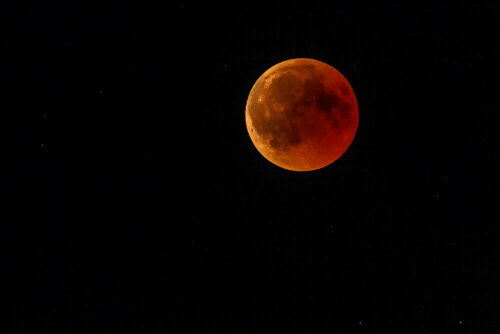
top-left (245, 58), bottom-right (359, 171)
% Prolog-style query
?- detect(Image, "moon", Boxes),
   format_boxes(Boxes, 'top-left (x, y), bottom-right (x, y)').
top-left (245, 58), bottom-right (359, 171)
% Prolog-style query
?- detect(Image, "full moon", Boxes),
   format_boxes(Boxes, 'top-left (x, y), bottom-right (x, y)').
top-left (245, 58), bottom-right (359, 171)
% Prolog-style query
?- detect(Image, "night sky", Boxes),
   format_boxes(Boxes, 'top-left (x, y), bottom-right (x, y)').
top-left (1, 1), bottom-right (499, 332)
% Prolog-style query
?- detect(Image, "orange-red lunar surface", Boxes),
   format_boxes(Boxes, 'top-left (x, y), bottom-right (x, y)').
top-left (245, 58), bottom-right (359, 171)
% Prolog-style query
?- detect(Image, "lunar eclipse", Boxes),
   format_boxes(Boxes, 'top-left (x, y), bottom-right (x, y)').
top-left (246, 58), bottom-right (359, 171)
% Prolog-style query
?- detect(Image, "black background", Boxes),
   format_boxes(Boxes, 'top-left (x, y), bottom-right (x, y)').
top-left (1, 1), bottom-right (499, 332)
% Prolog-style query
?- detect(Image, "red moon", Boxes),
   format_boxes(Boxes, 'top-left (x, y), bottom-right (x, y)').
top-left (245, 58), bottom-right (359, 171)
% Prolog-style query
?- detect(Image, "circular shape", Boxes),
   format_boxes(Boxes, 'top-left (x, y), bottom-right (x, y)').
top-left (245, 58), bottom-right (359, 171)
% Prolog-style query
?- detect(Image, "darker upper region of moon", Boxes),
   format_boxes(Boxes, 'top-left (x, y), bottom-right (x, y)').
top-left (250, 68), bottom-right (351, 152)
